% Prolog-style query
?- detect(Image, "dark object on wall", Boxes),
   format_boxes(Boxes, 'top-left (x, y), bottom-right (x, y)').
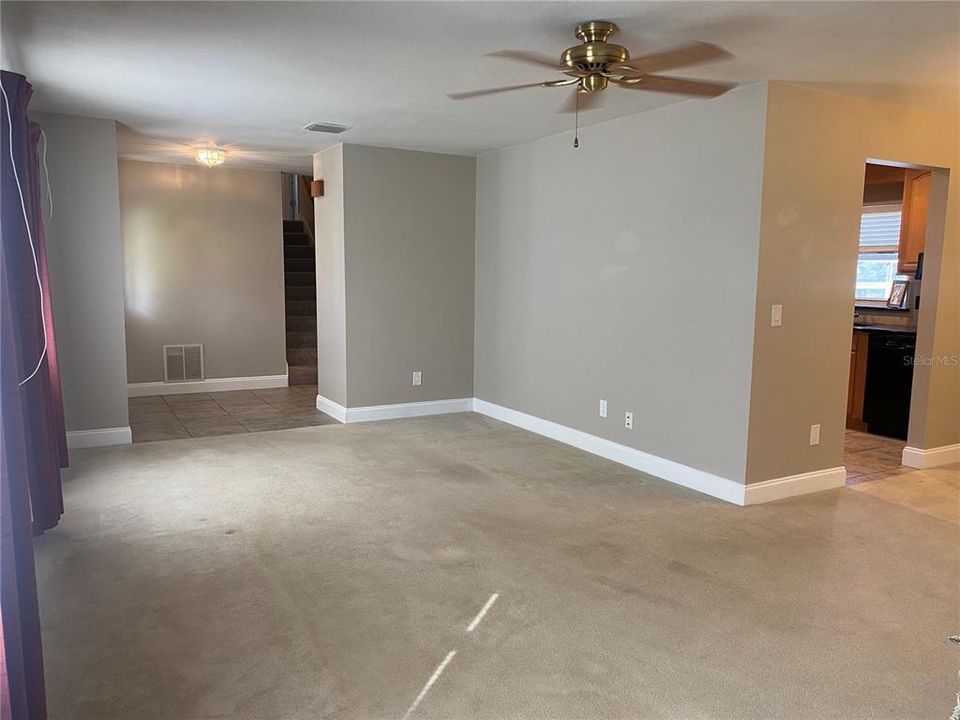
top-left (914, 251), bottom-right (924, 280)
top-left (310, 179), bottom-right (324, 198)
top-left (863, 332), bottom-right (916, 440)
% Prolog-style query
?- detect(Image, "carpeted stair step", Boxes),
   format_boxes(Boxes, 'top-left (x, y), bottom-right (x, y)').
top-left (285, 271), bottom-right (316, 287)
top-left (286, 315), bottom-right (317, 332)
top-left (285, 300), bottom-right (316, 317)
top-left (285, 286), bottom-right (315, 302)
top-left (286, 331), bottom-right (316, 349)
top-left (283, 232), bottom-right (310, 246)
top-left (284, 245), bottom-right (314, 260)
top-left (288, 364), bottom-right (317, 386)
top-left (283, 220), bottom-right (304, 233)
top-left (284, 257), bottom-right (314, 273)
top-left (286, 348), bottom-right (317, 366)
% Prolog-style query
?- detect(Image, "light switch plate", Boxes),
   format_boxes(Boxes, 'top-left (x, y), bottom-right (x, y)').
top-left (771, 304), bottom-right (783, 327)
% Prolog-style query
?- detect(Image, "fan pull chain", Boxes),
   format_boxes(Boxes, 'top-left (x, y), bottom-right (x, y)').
top-left (573, 89), bottom-right (580, 148)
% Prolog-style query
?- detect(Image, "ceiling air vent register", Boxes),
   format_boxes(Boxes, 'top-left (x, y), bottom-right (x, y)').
top-left (163, 344), bottom-right (204, 383)
top-left (303, 122), bottom-right (350, 134)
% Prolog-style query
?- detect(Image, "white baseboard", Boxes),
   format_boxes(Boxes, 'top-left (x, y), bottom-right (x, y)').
top-left (128, 374), bottom-right (288, 397)
top-left (67, 426), bottom-right (132, 449)
top-left (315, 395), bottom-right (473, 424)
top-left (473, 399), bottom-right (847, 506)
top-left (743, 467), bottom-right (846, 505)
top-left (902, 443), bottom-right (960, 469)
top-left (315, 394), bottom-right (347, 423)
top-left (473, 398), bottom-right (747, 504)
top-left (347, 398), bottom-right (473, 423)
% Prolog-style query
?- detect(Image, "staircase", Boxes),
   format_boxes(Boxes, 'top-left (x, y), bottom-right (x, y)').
top-left (283, 219), bottom-right (317, 385)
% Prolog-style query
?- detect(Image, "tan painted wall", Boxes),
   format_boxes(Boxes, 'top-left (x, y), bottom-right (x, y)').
top-left (475, 83), bottom-right (769, 482)
top-left (119, 160), bottom-right (287, 383)
top-left (313, 146), bottom-right (347, 405)
top-left (342, 145), bottom-right (476, 406)
top-left (312, 144), bottom-right (476, 408)
top-left (32, 111), bottom-right (129, 432)
top-left (745, 83), bottom-right (959, 483)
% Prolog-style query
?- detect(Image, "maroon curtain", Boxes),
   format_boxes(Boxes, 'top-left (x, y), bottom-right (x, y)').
top-left (2, 68), bottom-right (68, 720)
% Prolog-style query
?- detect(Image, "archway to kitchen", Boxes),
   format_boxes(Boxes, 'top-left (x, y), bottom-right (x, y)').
top-left (843, 160), bottom-right (951, 484)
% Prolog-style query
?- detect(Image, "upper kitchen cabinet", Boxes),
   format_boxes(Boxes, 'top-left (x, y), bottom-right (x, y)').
top-left (898, 170), bottom-right (931, 275)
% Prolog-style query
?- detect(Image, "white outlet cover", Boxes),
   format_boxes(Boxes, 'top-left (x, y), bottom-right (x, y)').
top-left (771, 304), bottom-right (783, 327)
top-left (412, 371), bottom-right (422, 386)
top-left (625, 411), bottom-right (633, 429)
top-left (809, 423), bottom-right (820, 445)
top-left (599, 399), bottom-right (607, 418)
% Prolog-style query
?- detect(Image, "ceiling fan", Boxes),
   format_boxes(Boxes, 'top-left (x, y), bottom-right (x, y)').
top-left (448, 21), bottom-right (735, 145)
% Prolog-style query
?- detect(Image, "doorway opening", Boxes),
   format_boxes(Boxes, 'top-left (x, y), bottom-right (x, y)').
top-left (844, 160), bottom-right (944, 483)
top-left (280, 172), bottom-right (318, 386)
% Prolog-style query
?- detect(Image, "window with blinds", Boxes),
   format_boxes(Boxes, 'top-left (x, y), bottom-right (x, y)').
top-left (856, 204), bottom-right (901, 301)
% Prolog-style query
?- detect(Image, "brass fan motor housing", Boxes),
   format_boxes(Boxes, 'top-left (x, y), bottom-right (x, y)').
top-left (581, 74), bottom-right (608, 93)
top-left (575, 20), bottom-right (618, 43)
top-left (561, 20), bottom-right (629, 86)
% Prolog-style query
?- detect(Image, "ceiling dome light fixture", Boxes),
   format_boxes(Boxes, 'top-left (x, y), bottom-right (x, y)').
top-left (195, 147), bottom-right (226, 168)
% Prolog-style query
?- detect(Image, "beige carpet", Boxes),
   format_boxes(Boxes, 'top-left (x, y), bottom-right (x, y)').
top-left (35, 413), bottom-right (959, 719)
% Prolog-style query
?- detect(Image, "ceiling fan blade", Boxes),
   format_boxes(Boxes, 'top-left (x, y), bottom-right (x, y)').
top-left (447, 81), bottom-right (558, 100)
top-left (486, 49), bottom-right (563, 70)
top-left (543, 77), bottom-right (580, 88)
top-left (613, 74), bottom-right (734, 97)
top-left (612, 42), bottom-right (732, 75)
top-left (559, 90), bottom-right (604, 114)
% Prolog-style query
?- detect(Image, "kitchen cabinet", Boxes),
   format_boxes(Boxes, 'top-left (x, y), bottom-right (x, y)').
top-left (898, 170), bottom-right (930, 275)
top-left (846, 330), bottom-right (869, 431)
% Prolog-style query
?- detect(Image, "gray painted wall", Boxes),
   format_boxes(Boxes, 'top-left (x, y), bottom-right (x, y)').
top-left (313, 144), bottom-right (476, 408)
top-left (342, 145), bottom-right (475, 406)
top-left (31, 111), bottom-right (129, 432)
top-left (474, 83), bottom-right (769, 483)
top-left (746, 83), bottom-right (959, 483)
top-left (313, 145), bottom-right (347, 405)
top-left (118, 160), bottom-right (287, 383)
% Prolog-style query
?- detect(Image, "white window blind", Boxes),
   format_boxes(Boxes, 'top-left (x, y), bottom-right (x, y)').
top-left (855, 203), bottom-right (902, 301)
top-left (859, 205), bottom-right (902, 251)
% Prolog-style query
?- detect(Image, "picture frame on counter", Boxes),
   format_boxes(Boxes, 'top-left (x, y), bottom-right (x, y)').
top-left (887, 279), bottom-right (910, 309)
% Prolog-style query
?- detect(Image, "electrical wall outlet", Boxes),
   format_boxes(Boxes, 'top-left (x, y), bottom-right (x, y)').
top-left (412, 371), bottom-right (422, 386)
top-left (771, 304), bottom-right (783, 327)
top-left (625, 411), bottom-right (633, 429)
top-left (809, 423), bottom-right (820, 446)
top-left (599, 399), bottom-right (607, 418)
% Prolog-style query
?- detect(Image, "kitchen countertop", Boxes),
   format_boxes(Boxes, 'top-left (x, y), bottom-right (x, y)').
top-left (852, 323), bottom-right (917, 336)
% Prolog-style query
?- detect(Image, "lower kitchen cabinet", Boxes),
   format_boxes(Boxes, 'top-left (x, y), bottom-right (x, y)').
top-left (846, 330), bottom-right (869, 431)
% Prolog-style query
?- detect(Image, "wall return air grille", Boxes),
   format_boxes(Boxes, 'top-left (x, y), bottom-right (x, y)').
top-left (163, 344), bottom-right (205, 383)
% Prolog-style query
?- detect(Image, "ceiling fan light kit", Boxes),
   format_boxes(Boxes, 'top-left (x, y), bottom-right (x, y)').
top-left (449, 20), bottom-right (736, 148)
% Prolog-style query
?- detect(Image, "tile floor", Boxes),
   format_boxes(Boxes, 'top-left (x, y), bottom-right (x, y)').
top-left (844, 429), bottom-right (907, 484)
top-left (129, 385), bottom-right (335, 443)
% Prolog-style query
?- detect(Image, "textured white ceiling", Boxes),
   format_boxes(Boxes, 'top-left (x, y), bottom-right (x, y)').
top-left (3, 1), bottom-right (958, 172)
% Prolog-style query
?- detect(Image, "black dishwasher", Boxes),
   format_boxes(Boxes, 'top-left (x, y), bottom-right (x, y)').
top-left (863, 333), bottom-right (916, 440)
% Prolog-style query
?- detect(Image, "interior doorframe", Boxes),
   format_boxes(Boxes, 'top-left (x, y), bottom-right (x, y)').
top-left (857, 157), bottom-right (951, 452)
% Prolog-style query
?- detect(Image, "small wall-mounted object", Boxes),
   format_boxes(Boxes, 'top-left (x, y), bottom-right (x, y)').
top-left (310, 180), bottom-right (325, 198)
top-left (163, 344), bottom-right (204, 382)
